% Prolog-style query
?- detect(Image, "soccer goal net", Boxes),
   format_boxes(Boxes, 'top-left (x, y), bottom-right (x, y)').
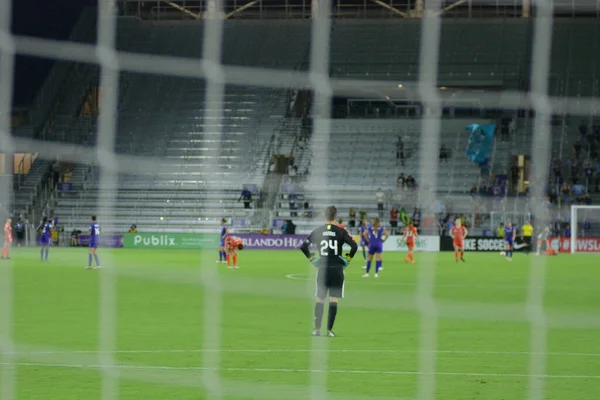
top-left (569, 205), bottom-right (600, 254)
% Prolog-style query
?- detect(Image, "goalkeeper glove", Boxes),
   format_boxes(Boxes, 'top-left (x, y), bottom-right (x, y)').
top-left (308, 253), bottom-right (320, 267)
top-left (339, 253), bottom-right (352, 269)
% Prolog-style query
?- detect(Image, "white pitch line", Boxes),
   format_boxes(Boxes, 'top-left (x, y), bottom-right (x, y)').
top-left (284, 274), bottom-right (597, 291)
top-left (3, 362), bottom-right (600, 380)
top-left (4, 349), bottom-right (600, 357)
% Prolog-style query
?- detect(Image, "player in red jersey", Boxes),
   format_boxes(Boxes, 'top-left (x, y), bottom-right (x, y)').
top-left (450, 219), bottom-right (468, 262)
top-left (1, 218), bottom-right (12, 260)
top-left (400, 221), bottom-right (419, 264)
top-left (224, 235), bottom-right (244, 269)
top-left (337, 218), bottom-right (347, 232)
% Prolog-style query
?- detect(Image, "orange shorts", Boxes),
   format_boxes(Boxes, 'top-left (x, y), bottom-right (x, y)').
top-left (406, 241), bottom-right (415, 250)
top-left (453, 241), bottom-right (464, 248)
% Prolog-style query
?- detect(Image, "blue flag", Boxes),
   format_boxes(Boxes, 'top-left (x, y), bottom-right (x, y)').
top-left (465, 124), bottom-right (496, 165)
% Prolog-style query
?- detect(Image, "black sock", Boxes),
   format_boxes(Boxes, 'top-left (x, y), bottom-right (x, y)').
top-left (327, 302), bottom-right (338, 331)
top-left (314, 302), bottom-right (324, 330)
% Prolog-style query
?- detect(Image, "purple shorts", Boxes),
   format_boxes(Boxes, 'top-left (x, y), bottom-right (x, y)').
top-left (368, 243), bottom-right (383, 255)
top-left (39, 235), bottom-right (50, 246)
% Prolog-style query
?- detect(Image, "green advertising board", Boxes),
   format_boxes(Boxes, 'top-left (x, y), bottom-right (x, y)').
top-left (123, 233), bottom-right (220, 249)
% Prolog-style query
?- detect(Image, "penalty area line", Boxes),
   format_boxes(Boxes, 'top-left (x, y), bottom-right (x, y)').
top-left (2, 361), bottom-right (600, 380)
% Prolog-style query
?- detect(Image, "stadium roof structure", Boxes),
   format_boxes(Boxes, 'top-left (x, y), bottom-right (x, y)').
top-left (117, 0), bottom-right (600, 20)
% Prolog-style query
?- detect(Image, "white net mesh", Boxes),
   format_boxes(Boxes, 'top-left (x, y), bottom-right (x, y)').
top-left (2, 0), bottom-right (600, 399)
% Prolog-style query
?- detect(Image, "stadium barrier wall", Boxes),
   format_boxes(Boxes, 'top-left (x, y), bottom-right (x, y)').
top-left (236, 234), bottom-right (441, 252)
top-left (236, 234), bottom-right (306, 250)
top-left (550, 236), bottom-right (600, 253)
top-left (123, 233), bottom-right (220, 249)
top-left (77, 234), bottom-right (124, 248)
top-left (440, 236), bottom-right (528, 252)
top-left (382, 235), bottom-right (440, 252)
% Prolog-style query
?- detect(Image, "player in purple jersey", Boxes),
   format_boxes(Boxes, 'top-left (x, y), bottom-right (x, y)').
top-left (217, 218), bottom-right (229, 263)
top-left (359, 219), bottom-right (369, 260)
top-left (87, 216), bottom-right (101, 269)
top-left (37, 216), bottom-right (52, 262)
top-left (362, 218), bottom-right (389, 278)
top-left (504, 220), bottom-right (516, 261)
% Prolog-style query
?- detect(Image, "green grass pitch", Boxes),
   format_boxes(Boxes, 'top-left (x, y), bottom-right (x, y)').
top-left (2, 248), bottom-right (600, 399)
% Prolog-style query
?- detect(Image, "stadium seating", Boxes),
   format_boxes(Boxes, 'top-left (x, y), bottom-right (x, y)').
top-left (276, 119), bottom-right (497, 233)
top-left (50, 20), bottom-right (309, 233)
top-left (15, 16), bottom-right (600, 236)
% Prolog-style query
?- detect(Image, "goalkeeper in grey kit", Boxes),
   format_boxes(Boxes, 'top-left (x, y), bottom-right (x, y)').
top-left (300, 206), bottom-right (358, 337)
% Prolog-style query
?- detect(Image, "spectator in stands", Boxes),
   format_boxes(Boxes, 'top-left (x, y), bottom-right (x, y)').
top-left (389, 207), bottom-right (399, 234)
top-left (128, 224), bottom-right (138, 233)
top-left (439, 145), bottom-right (449, 163)
top-left (560, 183), bottom-right (571, 205)
top-left (470, 184), bottom-right (478, 198)
top-left (283, 220), bottom-right (296, 235)
top-left (303, 201), bottom-right (313, 219)
top-left (585, 158), bottom-right (594, 182)
top-left (412, 208), bottom-right (421, 232)
top-left (52, 161), bottom-right (60, 190)
top-left (396, 137), bottom-right (405, 166)
top-left (14, 218), bottom-right (25, 247)
top-left (289, 192), bottom-right (298, 217)
top-left (574, 142), bottom-right (583, 159)
top-left (348, 208), bottom-right (356, 228)
top-left (358, 209), bottom-right (367, 224)
top-left (552, 158), bottom-right (562, 183)
top-left (406, 175), bottom-right (416, 189)
top-left (493, 185), bottom-right (502, 209)
top-left (570, 157), bottom-right (580, 181)
top-left (239, 187), bottom-right (252, 209)
top-left (572, 181), bottom-right (585, 202)
top-left (437, 213), bottom-right (448, 236)
top-left (497, 223), bottom-right (505, 238)
top-left (593, 123), bottom-right (600, 143)
top-left (397, 173), bottom-right (406, 189)
top-left (376, 188), bottom-right (385, 216)
top-left (260, 225), bottom-right (270, 235)
top-left (579, 120), bottom-right (588, 137)
top-left (70, 229), bottom-right (81, 247)
top-left (595, 158), bottom-right (600, 192)
top-left (510, 160), bottom-right (520, 192)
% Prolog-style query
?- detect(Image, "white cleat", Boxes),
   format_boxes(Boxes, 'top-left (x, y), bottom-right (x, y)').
top-left (85, 266), bottom-right (92, 270)
top-left (374, 273), bottom-right (379, 278)
top-left (94, 266), bottom-right (101, 269)
top-left (379, 267), bottom-right (383, 271)
top-left (234, 265), bottom-right (239, 269)
top-left (362, 273), bottom-right (369, 278)
top-left (362, 265), bottom-right (367, 269)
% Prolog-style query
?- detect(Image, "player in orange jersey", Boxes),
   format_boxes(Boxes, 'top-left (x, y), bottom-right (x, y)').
top-left (1, 217), bottom-right (12, 260)
top-left (337, 218), bottom-right (347, 232)
top-left (450, 219), bottom-right (468, 262)
top-left (224, 235), bottom-right (244, 269)
top-left (400, 221), bottom-right (419, 264)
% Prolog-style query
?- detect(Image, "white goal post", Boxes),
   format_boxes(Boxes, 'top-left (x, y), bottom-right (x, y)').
top-left (570, 205), bottom-right (600, 254)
